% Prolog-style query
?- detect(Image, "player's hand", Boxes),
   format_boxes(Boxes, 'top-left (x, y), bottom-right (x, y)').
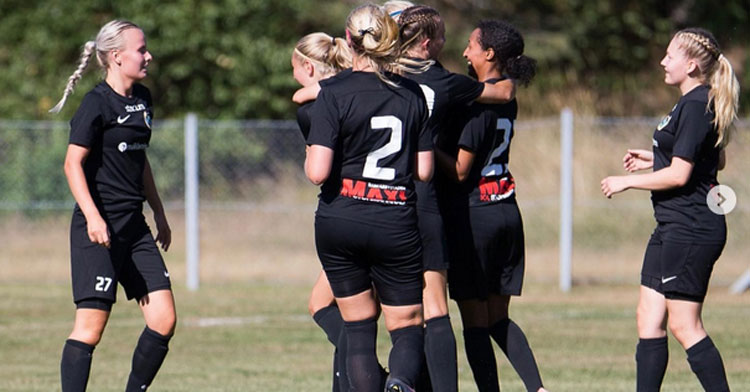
top-left (87, 215), bottom-right (110, 248)
top-left (153, 211), bottom-right (171, 252)
top-left (601, 176), bottom-right (629, 198)
top-left (623, 149), bottom-right (653, 172)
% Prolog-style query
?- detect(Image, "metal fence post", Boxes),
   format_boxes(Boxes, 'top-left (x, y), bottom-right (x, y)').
top-left (185, 113), bottom-right (200, 291)
top-left (560, 108), bottom-right (573, 292)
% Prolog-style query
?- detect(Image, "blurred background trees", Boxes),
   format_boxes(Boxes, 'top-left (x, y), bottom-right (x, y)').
top-left (1, 0), bottom-right (747, 119)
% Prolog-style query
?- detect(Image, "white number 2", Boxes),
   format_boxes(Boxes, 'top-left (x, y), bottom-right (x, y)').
top-left (480, 118), bottom-right (513, 177)
top-left (95, 276), bottom-right (113, 292)
top-left (362, 115), bottom-right (402, 181)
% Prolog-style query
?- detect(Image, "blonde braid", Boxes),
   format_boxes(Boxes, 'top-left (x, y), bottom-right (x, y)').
top-left (679, 32), bottom-right (720, 59)
top-left (49, 41), bottom-right (96, 113)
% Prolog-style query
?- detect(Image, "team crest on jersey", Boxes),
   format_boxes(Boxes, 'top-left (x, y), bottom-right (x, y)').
top-left (143, 111), bottom-right (152, 129)
top-left (656, 115), bottom-right (671, 131)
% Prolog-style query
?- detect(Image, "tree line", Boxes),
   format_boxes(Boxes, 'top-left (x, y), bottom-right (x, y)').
top-left (1, 0), bottom-right (747, 120)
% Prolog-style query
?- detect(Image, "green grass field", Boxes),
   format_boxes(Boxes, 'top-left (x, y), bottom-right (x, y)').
top-left (2, 280), bottom-right (749, 391)
top-left (2, 225), bottom-right (750, 392)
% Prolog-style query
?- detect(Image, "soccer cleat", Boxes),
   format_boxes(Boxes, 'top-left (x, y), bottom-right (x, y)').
top-left (384, 377), bottom-right (415, 392)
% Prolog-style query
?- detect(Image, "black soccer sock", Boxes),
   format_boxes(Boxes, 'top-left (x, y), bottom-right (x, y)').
top-left (313, 305), bottom-right (344, 346)
top-left (344, 318), bottom-right (381, 392)
top-left (61, 339), bottom-right (95, 392)
top-left (388, 325), bottom-right (424, 389)
top-left (125, 327), bottom-right (171, 392)
top-left (313, 305), bottom-right (345, 392)
top-left (424, 315), bottom-right (457, 392)
top-left (686, 336), bottom-right (730, 392)
top-left (331, 348), bottom-right (341, 392)
top-left (463, 327), bottom-right (500, 392)
top-left (635, 337), bottom-right (668, 392)
top-left (336, 327), bottom-right (351, 392)
top-left (489, 319), bottom-right (543, 391)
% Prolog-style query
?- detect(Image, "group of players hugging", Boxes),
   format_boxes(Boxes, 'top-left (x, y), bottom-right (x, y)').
top-left (51, 0), bottom-right (739, 391)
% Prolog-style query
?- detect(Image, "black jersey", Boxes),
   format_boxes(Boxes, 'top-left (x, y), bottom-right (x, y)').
top-left (455, 78), bottom-right (518, 207)
top-left (69, 82), bottom-right (153, 215)
top-left (406, 61), bottom-right (485, 213)
top-left (296, 101), bottom-right (313, 140)
top-left (651, 85), bottom-right (725, 244)
top-left (307, 69), bottom-right (431, 226)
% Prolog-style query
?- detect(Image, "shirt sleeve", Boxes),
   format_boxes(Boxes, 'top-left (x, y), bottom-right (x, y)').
top-left (457, 107), bottom-right (486, 153)
top-left (296, 102), bottom-right (313, 140)
top-left (672, 100), bottom-right (714, 162)
top-left (68, 92), bottom-right (104, 147)
top-left (415, 89), bottom-right (433, 152)
top-left (306, 88), bottom-right (340, 148)
top-left (447, 73), bottom-right (484, 106)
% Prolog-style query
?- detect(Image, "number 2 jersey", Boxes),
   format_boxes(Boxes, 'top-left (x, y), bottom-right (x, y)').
top-left (68, 81), bottom-right (154, 216)
top-left (651, 84), bottom-right (725, 244)
top-left (443, 78), bottom-right (518, 207)
top-left (307, 69), bottom-right (431, 226)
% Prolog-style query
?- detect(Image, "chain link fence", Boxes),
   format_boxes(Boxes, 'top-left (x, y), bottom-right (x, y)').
top-left (1, 116), bottom-right (748, 289)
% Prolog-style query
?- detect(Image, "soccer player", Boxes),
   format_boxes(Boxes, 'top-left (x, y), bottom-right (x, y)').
top-left (304, 4), bottom-right (433, 391)
top-left (50, 20), bottom-right (176, 392)
top-left (395, 5), bottom-right (517, 391)
top-left (601, 28), bottom-right (739, 392)
top-left (291, 31), bottom-right (354, 392)
top-left (435, 20), bottom-right (548, 392)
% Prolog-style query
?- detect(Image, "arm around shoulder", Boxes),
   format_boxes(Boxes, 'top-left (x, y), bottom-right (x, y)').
top-left (476, 79), bottom-right (516, 104)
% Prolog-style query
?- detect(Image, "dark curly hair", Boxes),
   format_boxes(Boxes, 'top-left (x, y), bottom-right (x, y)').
top-left (476, 20), bottom-right (536, 86)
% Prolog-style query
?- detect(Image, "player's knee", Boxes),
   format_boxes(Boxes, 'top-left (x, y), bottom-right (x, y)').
top-left (422, 300), bottom-right (448, 320)
top-left (667, 319), bottom-right (701, 343)
top-left (70, 328), bottom-right (104, 346)
top-left (148, 312), bottom-right (177, 337)
top-left (308, 296), bottom-right (332, 317)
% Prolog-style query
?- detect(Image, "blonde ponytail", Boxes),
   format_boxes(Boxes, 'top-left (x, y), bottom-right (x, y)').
top-left (674, 28), bottom-right (740, 148)
top-left (49, 20), bottom-right (140, 114)
top-left (709, 54), bottom-right (740, 148)
top-left (48, 41), bottom-right (96, 113)
top-left (346, 4), bottom-right (402, 86)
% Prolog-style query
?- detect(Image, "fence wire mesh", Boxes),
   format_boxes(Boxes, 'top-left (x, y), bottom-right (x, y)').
top-left (1, 116), bottom-right (748, 288)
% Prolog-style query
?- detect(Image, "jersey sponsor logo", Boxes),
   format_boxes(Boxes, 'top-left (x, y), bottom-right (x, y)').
top-left (125, 103), bottom-right (147, 113)
top-left (340, 178), bottom-right (407, 205)
top-left (118, 141), bottom-right (149, 152)
top-left (478, 175), bottom-right (515, 202)
top-left (656, 115), bottom-right (671, 131)
top-left (117, 114), bottom-right (131, 124)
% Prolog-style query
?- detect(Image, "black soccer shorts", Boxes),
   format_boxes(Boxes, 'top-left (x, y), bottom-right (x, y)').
top-left (70, 209), bottom-right (171, 308)
top-left (314, 215), bottom-right (423, 306)
top-left (447, 202), bottom-right (525, 301)
top-left (641, 226), bottom-right (724, 302)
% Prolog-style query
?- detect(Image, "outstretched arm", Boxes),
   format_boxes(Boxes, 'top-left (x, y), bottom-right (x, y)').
top-left (601, 156), bottom-right (693, 198)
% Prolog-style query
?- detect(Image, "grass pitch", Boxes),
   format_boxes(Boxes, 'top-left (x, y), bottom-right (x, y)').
top-left (1, 279), bottom-right (749, 391)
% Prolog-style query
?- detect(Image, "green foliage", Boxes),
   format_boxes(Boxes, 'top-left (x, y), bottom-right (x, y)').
top-left (0, 123), bottom-right (71, 206)
top-left (0, 0), bottom-right (748, 119)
